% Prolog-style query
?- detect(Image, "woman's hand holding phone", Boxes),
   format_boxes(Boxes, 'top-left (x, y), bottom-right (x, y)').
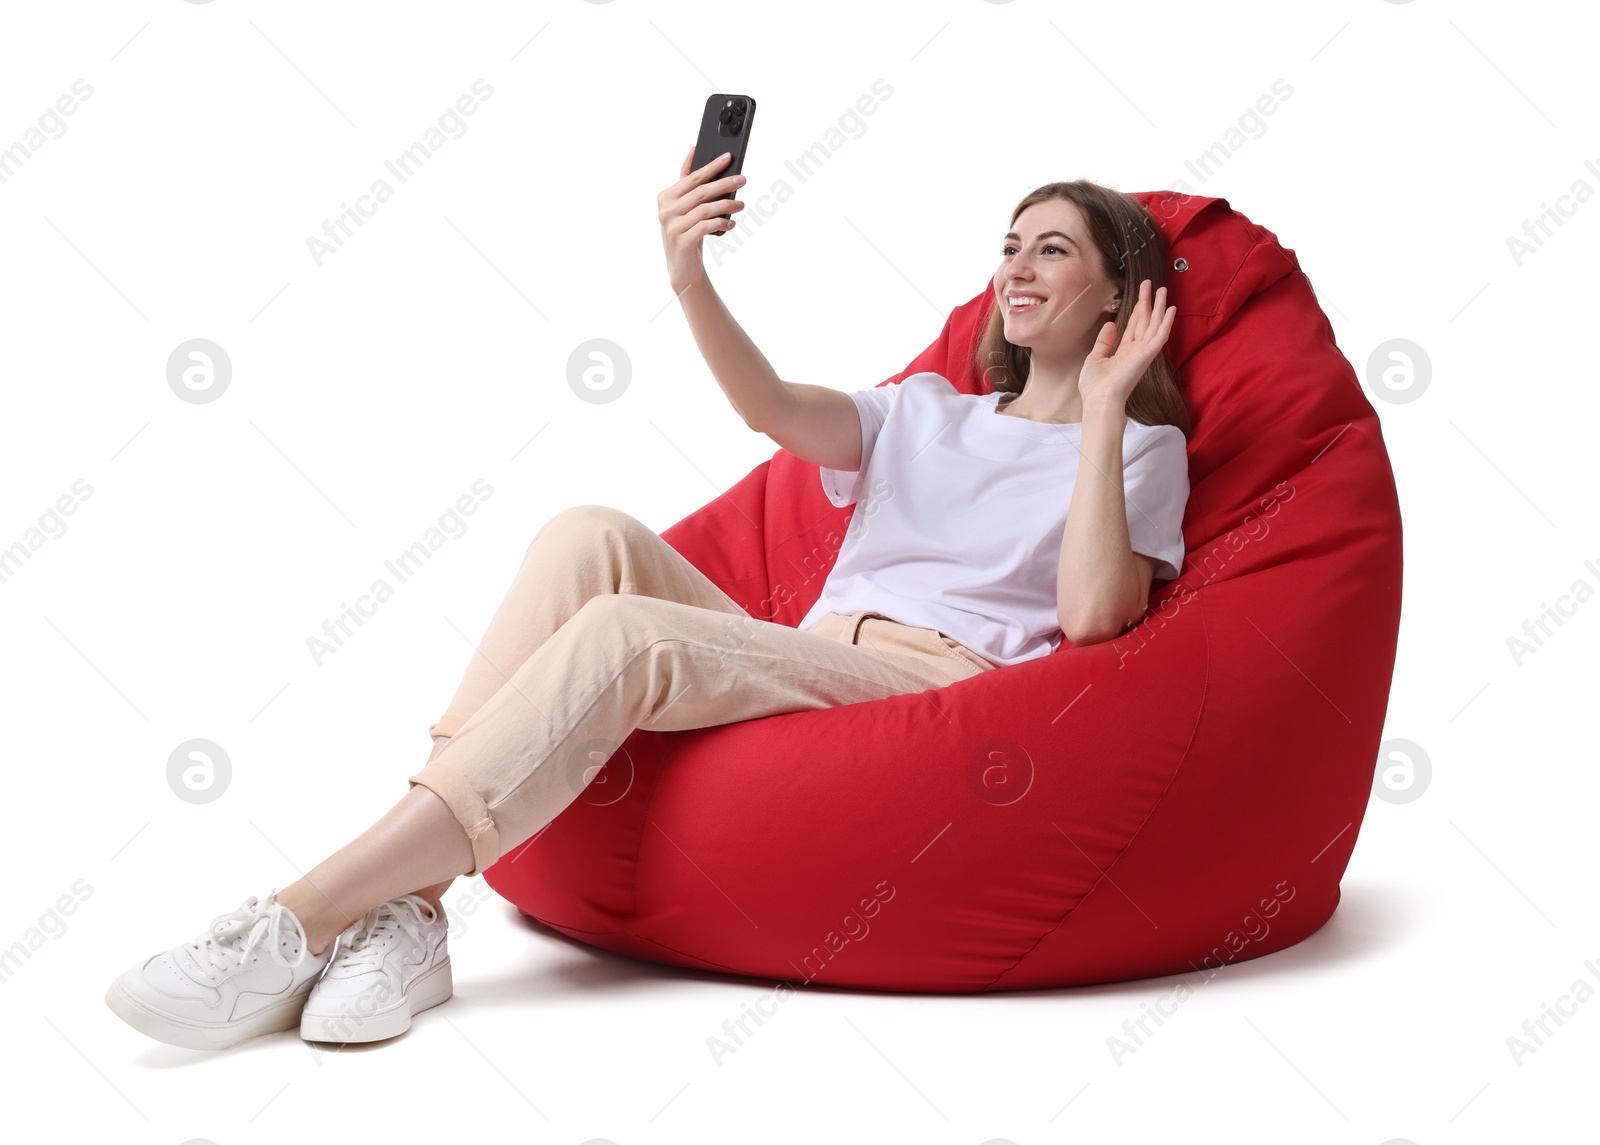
top-left (659, 147), bottom-right (746, 294)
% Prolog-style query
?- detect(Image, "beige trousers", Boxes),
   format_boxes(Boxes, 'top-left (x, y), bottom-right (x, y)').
top-left (408, 504), bottom-right (996, 876)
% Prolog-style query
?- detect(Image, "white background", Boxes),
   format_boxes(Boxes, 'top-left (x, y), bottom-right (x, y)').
top-left (1, 1), bottom-right (1595, 1141)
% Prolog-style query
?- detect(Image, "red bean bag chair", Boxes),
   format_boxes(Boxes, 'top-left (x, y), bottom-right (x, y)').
top-left (484, 192), bottom-right (1404, 991)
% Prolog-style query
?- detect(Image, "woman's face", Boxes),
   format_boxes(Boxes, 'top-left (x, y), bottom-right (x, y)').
top-left (993, 198), bottom-right (1122, 355)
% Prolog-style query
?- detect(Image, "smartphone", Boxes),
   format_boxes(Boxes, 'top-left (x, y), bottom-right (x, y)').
top-left (691, 93), bottom-right (757, 233)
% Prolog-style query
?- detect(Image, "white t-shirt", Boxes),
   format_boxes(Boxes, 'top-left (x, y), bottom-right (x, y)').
top-left (795, 372), bottom-right (1190, 666)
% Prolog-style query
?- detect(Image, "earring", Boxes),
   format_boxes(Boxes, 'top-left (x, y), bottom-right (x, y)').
top-left (1109, 302), bottom-right (1119, 311)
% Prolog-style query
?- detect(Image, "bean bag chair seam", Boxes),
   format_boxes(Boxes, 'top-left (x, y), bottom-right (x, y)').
top-left (764, 456), bottom-right (852, 542)
top-left (516, 911), bottom-right (752, 976)
top-left (1207, 234), bottom-right (1268, 322)
top-left (981, 589), bottom-right (1215, 991)
top-left (764, 501), bottom-right (837, 559)
top-left (1196, 231), bottom-right (1283, 338)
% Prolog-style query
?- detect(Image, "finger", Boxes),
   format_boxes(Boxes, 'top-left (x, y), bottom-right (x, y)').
top-left (1150, 304), bottom-right (1177, 347)
top-left (1140, 282), bottom-right (1164, 336)
top-left (670, 150), bottom-right (730, 199)
top-left (1127, 285), bottom-right (1149, 340)
top-left (697, 150), bottom-right (733, 177)
top-left (1138, 284), bottom-right (1163, 337)
top-left (685, 155), bottom-right (736, 202)
top-left (692, 196), bottom-right (745, 222)
top-left (665, 160), bottom-right (702, 207)
top-left (703, 172), bottom-right (745, 198)
top-left (680, 146), bottom-right (695, 177)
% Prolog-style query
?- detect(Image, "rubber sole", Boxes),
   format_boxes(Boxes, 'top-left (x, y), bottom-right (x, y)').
top-left (299, 956), bottom-right (453, 1044)
top-left (104, 976), bottom-right (309, 1052)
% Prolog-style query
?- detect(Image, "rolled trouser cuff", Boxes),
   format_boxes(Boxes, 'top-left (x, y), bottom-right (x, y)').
top-left (408, 759), bottom-right (501, 878)
top-left (427, 712), bottom-right (472, 740)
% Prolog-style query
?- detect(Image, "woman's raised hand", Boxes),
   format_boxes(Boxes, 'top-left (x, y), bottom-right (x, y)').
top-left (659, 147), bottom-right (747, 294)
top-left (1077, 278), bottom-right (1177, 412)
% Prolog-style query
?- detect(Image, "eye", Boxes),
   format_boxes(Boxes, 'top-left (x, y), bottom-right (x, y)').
top-left (1000, 244), bottom-right (1068, 256)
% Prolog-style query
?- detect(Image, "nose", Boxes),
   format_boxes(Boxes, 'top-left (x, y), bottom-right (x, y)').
top-left (1003, 250), bottom-right (1036, 282)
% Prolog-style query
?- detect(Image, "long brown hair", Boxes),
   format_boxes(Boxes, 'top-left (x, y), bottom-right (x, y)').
top-left (972, 180), bottom-right (1194, 435)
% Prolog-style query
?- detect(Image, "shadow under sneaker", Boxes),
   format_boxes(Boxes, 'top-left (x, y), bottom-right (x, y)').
top-left (105, 888), bottom-right (332, 1051)
top-left (299, 893), bottom-right (452, 1044)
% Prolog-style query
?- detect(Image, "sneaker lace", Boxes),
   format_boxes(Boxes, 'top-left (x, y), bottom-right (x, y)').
top-left (195, 888), bottom-right (311, 974)
top-left (337, 894), bottom-right (438, 971)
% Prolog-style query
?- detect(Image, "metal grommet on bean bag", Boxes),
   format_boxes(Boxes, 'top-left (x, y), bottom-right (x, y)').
top-left (485, 193), bottom-right (1404, 992)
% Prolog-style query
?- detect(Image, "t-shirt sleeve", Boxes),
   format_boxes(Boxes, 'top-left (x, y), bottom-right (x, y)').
top-left (1123, 425), bottom-right (1190, 581)
top-left (818, 381), bottom-right (904, 507)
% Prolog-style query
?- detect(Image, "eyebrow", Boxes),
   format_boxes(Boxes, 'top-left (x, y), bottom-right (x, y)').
top-left (1004, 230), bottom-right (1080, 250)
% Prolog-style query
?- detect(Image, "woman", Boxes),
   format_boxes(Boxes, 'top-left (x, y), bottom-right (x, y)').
top-left (105, 149), bottom-right (1191, 1051)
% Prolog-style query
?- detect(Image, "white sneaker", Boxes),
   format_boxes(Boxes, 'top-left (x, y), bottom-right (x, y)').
top-left (105, 888), bottom-right (333, 1051)
top-left (299, 893), bottom-right (452, 1044)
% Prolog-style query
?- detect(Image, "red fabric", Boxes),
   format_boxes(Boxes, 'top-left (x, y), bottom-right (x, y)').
top-left (484, 193), bottom-right (1404, 991)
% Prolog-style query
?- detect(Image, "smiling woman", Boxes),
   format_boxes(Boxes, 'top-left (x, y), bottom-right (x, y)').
top-left (976, 180), bottom-right (1192, 437)
top-left (939, 180), bottom-right (1190, 642)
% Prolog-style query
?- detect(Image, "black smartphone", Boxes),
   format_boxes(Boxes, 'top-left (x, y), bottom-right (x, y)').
top-left (691, 93), bottom-right (756, 233)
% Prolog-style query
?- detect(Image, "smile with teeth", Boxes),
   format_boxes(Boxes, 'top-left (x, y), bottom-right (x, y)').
top-left (1007, 295), bottom-right (1046, 314)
